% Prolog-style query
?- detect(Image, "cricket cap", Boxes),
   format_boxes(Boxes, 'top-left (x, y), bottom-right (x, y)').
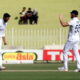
top-left (70, 10), bottom-right (78, 15)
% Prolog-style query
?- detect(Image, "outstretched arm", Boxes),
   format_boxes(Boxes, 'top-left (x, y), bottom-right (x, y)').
top-left (59, 15), bottom-right (69, 27)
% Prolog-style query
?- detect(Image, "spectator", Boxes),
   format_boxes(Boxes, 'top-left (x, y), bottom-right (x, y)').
top-left (32, 9), bottom-right (38, 24)
top-left (19, 7), bottom-right (27, 24)
top-left (26, 8), bottom-right (33, 24)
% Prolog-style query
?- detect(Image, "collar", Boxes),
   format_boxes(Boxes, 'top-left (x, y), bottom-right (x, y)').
top-left (71, 17), bottom-right (78, 20)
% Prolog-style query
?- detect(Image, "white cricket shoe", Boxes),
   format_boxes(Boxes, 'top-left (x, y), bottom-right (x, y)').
top-left (74, 69), bottom-right (80, 72)
top-left (0, 66), bottom-right (6, 70)
top-left (58, 67), bottom-right (68, 72)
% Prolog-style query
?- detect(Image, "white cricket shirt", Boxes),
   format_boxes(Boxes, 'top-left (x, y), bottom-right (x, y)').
top-left (68, 17), bottom-right (80, 42)
top-left (0, 19), bottom-right (7, 37)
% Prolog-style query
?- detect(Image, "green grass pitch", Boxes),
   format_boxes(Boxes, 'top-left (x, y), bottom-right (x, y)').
top-left (0, 62), bottom-right (80, 80)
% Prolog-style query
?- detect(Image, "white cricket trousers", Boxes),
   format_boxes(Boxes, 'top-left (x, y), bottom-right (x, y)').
top-left (0, 37), bottom-right (2, 67)
top-left (63, 41), bottom-right (80, 69)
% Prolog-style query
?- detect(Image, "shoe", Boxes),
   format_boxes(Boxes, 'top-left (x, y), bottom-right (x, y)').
top-left (0, 66), bottom-right (6, 70)
top-left (58, 67), bottom-right (68, 72)
top-left (74, 69), bottom-right (80, 72)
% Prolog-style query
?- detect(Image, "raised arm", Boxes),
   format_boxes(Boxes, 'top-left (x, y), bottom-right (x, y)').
top-left (59, 15), bottom-right (69, 27)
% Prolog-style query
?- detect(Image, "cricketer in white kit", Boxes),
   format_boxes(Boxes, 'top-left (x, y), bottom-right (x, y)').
top-left (58, 10), bottom-right (80, 72)
top-left (0, 13), bottom-right (11, 70)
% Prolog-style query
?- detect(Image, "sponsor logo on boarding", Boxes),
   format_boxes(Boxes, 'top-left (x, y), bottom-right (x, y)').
top-left (3, 52), bottom-right (37, 60)
top-left (43, 50), bottom-right (75, 61)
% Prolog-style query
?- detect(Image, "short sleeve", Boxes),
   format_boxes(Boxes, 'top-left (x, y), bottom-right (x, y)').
top-left (68, 20), bottom-right (73, 26)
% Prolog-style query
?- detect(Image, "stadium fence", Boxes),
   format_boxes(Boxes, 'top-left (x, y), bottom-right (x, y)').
top-left (5, 28), bottom-right (68, 49)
